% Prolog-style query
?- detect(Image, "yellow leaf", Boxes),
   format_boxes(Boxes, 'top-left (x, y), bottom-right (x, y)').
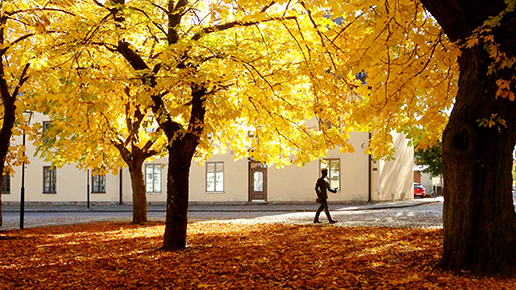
top-left (35, 21), bottom-right (46, 34)
top-left (465, 37), bottom-right (479, 48)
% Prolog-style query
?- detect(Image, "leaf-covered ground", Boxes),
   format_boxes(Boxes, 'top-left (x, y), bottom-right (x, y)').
top-left (1, 222), bottom-right (515, 289)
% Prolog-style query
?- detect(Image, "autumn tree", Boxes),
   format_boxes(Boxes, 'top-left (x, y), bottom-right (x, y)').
top-left (32, 82), bottom-right (166, 224)
top-left (0, 1), bottom-right (74, 226)
top-left (105, 0), bottom-right (346, 250)
top-left (31, 47), bottom-right (167, 224)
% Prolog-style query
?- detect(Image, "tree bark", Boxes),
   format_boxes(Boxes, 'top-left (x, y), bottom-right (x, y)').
top-left (0, 14), bottom-right (21, 227)
top-left (128, 159), bottom-right (148, 224)
top-left (162, 143), bottom-right (195, 250)
top-left (439, 45), bottom-right (516, 273)
top-left (420, 0), bottom-right (516, 273)
top-left (114, 143), bottom-right (152, 224)
top-left (0, 90), bottom-right (15, 228)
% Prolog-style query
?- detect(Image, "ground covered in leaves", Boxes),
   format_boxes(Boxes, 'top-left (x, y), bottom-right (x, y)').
top-left (1, 222), bottom-right (515, 289)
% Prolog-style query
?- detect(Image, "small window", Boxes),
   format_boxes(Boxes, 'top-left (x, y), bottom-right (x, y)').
top-left (145, 164), bottom-right (161, 194)
top-left (92, 173), bottom-right (106, 193)
top-left (320, 159), bottom-right (340, 190)
top-left (43, 166), bottom-right (56, 193)
top-left (206, 162), bottom-right (224, 192)
top-left (43, 121), bottom-right (54, 143)
top-left (1, 173), bottom-right (10, 194)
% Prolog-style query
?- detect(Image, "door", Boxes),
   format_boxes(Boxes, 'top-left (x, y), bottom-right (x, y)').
top-left (249, 161), bottom-right (267, 202)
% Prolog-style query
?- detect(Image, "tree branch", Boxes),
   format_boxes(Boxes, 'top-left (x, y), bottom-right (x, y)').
top-left (168, 0), bottom-right (188, 44)
top-left (191, 16), bottom-right (296, 41)
top-left (12, 62), bottom-right (31, 99)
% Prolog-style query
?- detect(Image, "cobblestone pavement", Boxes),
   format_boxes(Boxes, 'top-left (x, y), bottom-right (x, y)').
top-left (202, 202), bottom-right (443, 228)
top-left (0, 198), bottom-right (443, 231)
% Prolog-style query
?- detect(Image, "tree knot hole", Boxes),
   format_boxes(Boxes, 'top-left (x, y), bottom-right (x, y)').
top-left (453, 126), bottom-right (470, 151)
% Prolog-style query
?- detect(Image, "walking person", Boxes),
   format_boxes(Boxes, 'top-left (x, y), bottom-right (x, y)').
top-left (314, 168), bottom-right (338, 224)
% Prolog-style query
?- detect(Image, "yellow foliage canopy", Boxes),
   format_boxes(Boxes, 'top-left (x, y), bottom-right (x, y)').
top-left (23, 0), bottom-right (458, 169)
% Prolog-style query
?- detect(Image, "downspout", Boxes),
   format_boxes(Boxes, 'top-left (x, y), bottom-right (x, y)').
top-left (87, 169), bottom-right (90, 209)
top-left (119, 169), bottom-right (123, 204)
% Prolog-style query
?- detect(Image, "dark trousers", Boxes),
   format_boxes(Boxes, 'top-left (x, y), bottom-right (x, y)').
top-left (314, 199), bottom-right (333, 221)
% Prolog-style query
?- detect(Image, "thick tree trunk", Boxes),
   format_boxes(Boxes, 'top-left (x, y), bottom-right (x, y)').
top-left (0, 101), bottom-right (15, 227)
top-left (419, 0), bottom-right (516, 274)
top-left (0, 78), bottom-right (17, 227)
top-left (162, 144), bottom-right (195, 250)
top-left (439, 45), bottom-right (516, 273)
top-left (128, 160), bottom-right (148, 224)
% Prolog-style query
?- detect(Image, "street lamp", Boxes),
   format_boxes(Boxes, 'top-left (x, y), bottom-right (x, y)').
top-left (20, 110), bottom-right (33, 229)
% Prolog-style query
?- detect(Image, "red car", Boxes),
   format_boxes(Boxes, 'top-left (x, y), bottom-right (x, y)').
top-left (414, 183), bottom-right (426, 198)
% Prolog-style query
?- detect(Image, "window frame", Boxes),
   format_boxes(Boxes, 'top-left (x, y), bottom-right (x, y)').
top-left (1, 173), bottom-right (10, 194)
top-left (91, 173), bottom-right (106, 193)
top-left (43, 166), bottom-right (57, 194)
top-left (43, 121), bottom-right (52, 143)
top-left (206, 162), bottom-right (224, 193)
top-left (145, 164), bottom-right (162, 194)
top-left (320, 159), bottom-right (340, 191)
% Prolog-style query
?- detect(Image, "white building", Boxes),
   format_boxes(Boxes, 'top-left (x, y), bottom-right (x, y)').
top-left (1, 114), bottom-right (414, 204)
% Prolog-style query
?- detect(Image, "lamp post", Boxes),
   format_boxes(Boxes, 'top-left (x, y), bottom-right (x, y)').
top-left (20, 110), bottom-right (33, 229)
top-left (87, 169), bottom-right (90, 210)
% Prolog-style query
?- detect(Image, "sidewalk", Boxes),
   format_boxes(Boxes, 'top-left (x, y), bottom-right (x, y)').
top-left (2, 197), bottom-right (442, 213)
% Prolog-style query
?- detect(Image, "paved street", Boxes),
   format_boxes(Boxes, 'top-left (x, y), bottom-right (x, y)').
top-left (0, 197), bottom-right (443, 231)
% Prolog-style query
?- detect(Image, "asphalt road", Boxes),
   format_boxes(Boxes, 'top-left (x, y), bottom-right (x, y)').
top-left (0, 199), bottom-right (444, 231)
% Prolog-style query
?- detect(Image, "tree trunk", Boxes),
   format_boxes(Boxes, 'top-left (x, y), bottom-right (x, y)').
top-left (0, 83), bottom-right (17, 227)
top-left (0, 100), bottom-right (15, 227)
top-left (161, 84), bottom-right (206, 250)
top-left (419, 0), bottom-right (516, 274)
top-left (128, 160), bottom-right (148, 224)
top-left (438, 43), bottom-right (516, 274)
top-left (161, 144), bottom-right (195, 250)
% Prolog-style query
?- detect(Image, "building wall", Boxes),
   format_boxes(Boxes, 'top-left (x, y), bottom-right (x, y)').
top-left (420, 172), bottom-right (432, 195)
top-left (372, 132), bottom-right (414, 201)
top-left (189, 153), bottom-right (249, 202)
top-left (2, 114), bottom-right (414, 203)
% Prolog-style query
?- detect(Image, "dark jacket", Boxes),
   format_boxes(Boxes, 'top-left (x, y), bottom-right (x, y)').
top-left (315, 177), bottom-right (336, 200)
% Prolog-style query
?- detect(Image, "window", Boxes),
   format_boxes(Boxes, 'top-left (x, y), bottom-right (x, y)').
top-left (206, 162), bottom-right (224, 192)
top-left (43, 166), bottom-right (56, 193)
top-left (92, 174), bottom-right (106, 193)
top-left (43, 121), bottom-right (53, 143)
top-left (320, 159), bottom-right (340, 190)
top-left (145, 164), bottom-right (161, 193)
top-left (1, 173), bottom-right (10, 194)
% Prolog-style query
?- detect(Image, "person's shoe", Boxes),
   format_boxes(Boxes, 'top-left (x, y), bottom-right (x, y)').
top-left (313, 220), bottom-right (321, 223)
top-left (329, 219), bottom-right (338, 224)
